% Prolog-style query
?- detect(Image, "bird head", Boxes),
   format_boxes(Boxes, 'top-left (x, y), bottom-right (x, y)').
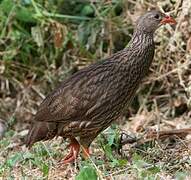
top-left (136, 10), bottom-right (176, 34)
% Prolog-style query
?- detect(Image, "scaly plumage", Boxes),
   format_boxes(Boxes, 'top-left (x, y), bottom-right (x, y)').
top-left (25, 10), bottom-right (176, 163)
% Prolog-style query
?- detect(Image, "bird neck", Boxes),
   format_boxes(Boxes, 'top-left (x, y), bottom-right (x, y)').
top-left (129, 30), bottom-right (154, 50)
top-left (121, 29), bottom-right (155, 81)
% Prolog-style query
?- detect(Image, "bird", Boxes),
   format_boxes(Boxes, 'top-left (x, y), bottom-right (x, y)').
top-left (25, 10), bottom-right (176, 164)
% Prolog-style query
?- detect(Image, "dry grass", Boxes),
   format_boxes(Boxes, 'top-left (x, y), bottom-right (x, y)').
top-left (0, 0), bottom-right (191, 179)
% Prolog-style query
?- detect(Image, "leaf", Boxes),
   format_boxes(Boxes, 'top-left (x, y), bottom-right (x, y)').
top-left (0, 138), bottom-right (10, 148)
top-left (0, 0), bottom-right (14, 14)
top-left (0, 0), bottom-right (35, 23)
top-left (108, 131), bottom-right (116, 146)
top-left (16, 6), bottom-right (35, 23)
top-left (52, 23), bottom-right (67, 48)
top-left (21, 0), bottom-right (32, 5)
top-left (77, 22), bottom-right (91, 45)
top-left (22, 152), bottom-right (34, 160)
top-left (187, 160), bottom-right (191, 165)
top-left (30, 156), bottom-right (49, 177)
top-left (31, 26), bottom-right (44, 47)
top-left (81, 5), bottom-right (94, 16)
top-left (104, 144), bottom-right (119, 167)
top-left (76, 166), bottom-right (98, 180)
top-left (132, 153), bottom-right (149, 169)
top-left (117, 159), bottom-right (128, 167)
top-left (6, 152), bottom-right (23, 168)
top-left (175, 171), bottom-right (188, 180)
top-left (42, 163), bottom-right (49, 177)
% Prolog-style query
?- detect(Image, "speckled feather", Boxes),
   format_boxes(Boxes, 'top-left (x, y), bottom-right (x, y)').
top-left (26, 10), bottom-right (166, 148)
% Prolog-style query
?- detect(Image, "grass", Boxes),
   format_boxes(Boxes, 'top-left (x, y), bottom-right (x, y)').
top-left (0, 126), bottom-right (191, 179)
top-left (0, 0), bottom-right (191, 179)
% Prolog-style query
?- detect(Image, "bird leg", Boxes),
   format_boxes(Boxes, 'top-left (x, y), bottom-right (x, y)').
top-left (82, 147), bottom-right (90, 159)
top-left (80, 133), bottom-right (99, 160)
top-left (63, 138), bottom-right (80, 164)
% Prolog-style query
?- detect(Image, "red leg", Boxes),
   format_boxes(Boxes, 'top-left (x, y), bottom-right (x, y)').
top-left (63, 138), bottom-right (80, 164)
top-left (63, 146), bottom-right (73, 160)
top-left (82, 147), bottom-right (90, 159)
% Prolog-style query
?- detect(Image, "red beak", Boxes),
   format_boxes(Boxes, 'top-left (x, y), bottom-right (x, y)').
top-left (160, 15), bottom-right (176, 25)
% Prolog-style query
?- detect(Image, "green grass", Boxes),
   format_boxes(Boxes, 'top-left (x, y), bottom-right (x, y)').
top-left (0, 126), bottom-right (191, 179)
top-left (0, 0), bottom-right (191, 179)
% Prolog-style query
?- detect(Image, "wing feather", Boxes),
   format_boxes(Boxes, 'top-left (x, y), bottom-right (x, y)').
top-left (34, 52), bottom-right (124, 123)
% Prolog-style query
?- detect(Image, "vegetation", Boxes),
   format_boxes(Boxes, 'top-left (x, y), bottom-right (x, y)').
top-left (0, 0), bottom-right (191, 179)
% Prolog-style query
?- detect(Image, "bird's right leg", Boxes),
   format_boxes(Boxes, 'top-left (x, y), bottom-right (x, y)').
top-left (62, 137), bottom-right (80, 164)
top-left (80, 132), bottom-right (100, 160)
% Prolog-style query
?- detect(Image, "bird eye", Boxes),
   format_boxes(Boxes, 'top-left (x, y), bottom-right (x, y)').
top-left (154, 14), bottom-right (160, 19)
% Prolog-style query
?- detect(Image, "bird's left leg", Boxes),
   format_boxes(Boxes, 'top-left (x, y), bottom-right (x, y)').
top-left (80, 133), bottom-right (99, 160)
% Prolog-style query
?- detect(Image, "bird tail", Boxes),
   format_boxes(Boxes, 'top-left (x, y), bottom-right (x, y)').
top-left (25, 121), bottom-right (57, 148)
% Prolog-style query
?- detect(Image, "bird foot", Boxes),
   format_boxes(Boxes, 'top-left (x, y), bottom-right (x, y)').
top-left (58, 138), bottom-right (91, 166)
top-left (62, 139), bottom-right (80, 164)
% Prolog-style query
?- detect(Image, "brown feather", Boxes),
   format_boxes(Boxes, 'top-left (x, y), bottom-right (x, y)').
top-left (26, 10), bottom-right (173, 149)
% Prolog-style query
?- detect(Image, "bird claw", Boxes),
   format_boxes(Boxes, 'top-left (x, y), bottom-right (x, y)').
top-left (59, 140), bottom-right (80, 165)
top-left (63, 148), bottom-right (73, 161)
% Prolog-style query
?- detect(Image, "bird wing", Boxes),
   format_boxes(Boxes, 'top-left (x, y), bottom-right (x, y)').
top-left (34, 75), bottom-right (86, 122)
top-left (34, 59), bottom-right (117, 123)
top-left (34, 88), bottom-right (81, 122)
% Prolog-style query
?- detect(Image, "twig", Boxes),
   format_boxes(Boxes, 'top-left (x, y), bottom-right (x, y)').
top-left (150, 60), bottom-right (191, 82)
top-left (120, 128), bottom-right (191, 146)
top-left (145, 128), bottom-right (191, 139)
